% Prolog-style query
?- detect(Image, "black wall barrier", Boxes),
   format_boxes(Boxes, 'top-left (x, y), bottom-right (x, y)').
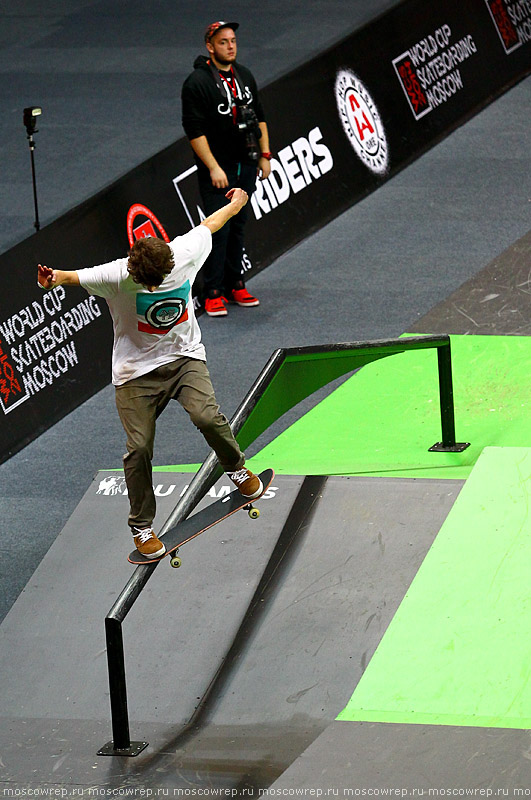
top-left (0, 0), bottom-right (529, 464)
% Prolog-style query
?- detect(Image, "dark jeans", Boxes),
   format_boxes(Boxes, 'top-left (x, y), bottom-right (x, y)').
top-left (197, 162), bottom-right (257, 297)
top-left (115, 358), bottom-right (244, 529)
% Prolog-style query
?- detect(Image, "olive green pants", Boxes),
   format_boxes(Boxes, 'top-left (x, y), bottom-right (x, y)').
top-left (115, 357), bottom-right (244, 529)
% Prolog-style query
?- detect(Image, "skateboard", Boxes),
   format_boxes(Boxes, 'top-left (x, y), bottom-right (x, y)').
top-left (128, 468), bottom-right (274, 568)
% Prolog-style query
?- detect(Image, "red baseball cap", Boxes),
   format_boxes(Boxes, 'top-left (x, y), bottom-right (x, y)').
top-left (204, 20), bottom-right (239, 42)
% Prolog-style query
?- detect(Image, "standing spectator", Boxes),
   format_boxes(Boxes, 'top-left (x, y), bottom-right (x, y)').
top-left (182, 21), bottom-right (271, 317)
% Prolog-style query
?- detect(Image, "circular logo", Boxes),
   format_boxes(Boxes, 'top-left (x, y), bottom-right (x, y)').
top-left (335, 69), bottom-right (389, 175)
top-left (126, 204), bottom-right (170, 247)
top-left (145, 298), bottom-right (186, 330)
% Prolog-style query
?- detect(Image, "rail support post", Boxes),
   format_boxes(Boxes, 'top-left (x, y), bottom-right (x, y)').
top-left (97, 617), bottom-right (148, 757)
top-left (98, 453), bottom-right (221, 756)
top-left (429, 340), bottom-right (470, 453)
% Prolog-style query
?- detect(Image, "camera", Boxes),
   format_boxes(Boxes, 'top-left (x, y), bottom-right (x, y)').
top-left (235, 99), bottom-right (261, 162)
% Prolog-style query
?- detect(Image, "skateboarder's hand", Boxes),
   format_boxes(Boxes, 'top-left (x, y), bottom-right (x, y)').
top-left (225, 188), bottom-right (248, 210)
top-left (37, 264), bottom-right (55, 290)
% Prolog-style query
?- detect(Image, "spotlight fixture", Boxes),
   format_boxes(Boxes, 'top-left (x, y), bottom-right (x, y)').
top-left (23, 106), bottom-right (42, 136)
top-left (23, 106), bottom-right (43, 231)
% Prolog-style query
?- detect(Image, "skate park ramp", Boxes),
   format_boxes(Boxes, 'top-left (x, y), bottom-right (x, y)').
top-left (270, 447), bottom-right (531, 796)
top-left (1, 0), bottom-right (531, 796)
top-left (0, 470), bottom-right (464, 790)
top-left (0, 327), bottom-right (530, 793)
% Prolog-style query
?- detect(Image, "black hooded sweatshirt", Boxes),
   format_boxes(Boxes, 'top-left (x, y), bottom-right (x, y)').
top-left (181, 55), bottom-right (266, 172)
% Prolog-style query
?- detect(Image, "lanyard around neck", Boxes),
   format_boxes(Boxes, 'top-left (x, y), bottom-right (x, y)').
top-left (208, 60), bottom-right (240, 123)
top-left (218, 68), bottom-right (238, 122)
top-left (219, 68), bottom-right (237, 98)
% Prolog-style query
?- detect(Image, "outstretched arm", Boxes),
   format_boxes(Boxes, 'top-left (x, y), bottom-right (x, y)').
top-left (200, 187), bottom-right (248, 235)
top-left (37, 264), bottom-right (80, 290)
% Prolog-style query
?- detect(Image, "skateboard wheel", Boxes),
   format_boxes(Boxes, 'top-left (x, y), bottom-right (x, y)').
top-left (170, 556), bottom-right (182, 569)
top-left (248, 507), bottom-right (260, 519)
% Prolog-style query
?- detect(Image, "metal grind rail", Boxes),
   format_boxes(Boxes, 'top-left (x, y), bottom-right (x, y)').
top-left (98, 335), bottom-right (470, 756)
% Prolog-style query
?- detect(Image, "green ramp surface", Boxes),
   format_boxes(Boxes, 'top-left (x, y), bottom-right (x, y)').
top-left (337, 446), bottom-right (531, 729)
top-left (246, 335), bottom-right (531, 480)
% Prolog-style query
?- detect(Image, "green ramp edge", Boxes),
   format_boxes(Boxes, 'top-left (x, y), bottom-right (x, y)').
top-left (337, 446), bottom-right (531, 729)
top-left (247, 335), bottom-right (531, 480)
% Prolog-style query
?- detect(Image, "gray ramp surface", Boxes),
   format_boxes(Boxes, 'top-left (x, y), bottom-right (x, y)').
top-left (270, 721), bottom-right (531, 797)
top-left (409, 228), bottom-right (531, 336)
top-left (0, 474), bottom-right (462, 791)
top-left (0, 471), bottom-right (300, 723)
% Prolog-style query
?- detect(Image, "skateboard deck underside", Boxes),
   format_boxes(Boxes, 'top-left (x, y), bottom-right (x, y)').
top-left (128, 468), bottom-right (274, 565)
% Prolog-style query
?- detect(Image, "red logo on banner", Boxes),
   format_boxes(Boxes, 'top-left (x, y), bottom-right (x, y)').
top-left (0, 336), bottom-right (26, 413)
top-left (334, 69), bottom-right (389, 175)
top-left (126, 204), bottom-right (170, 247)
top-left (395, 57), bottom-right (430, 117)
top-left (486, 0), bottom-right (520, 51)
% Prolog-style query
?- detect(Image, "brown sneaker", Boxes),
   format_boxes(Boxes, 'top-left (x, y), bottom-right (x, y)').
top-left (226, 467), bottom-right (263, 499)
top-left (132, 527), bottom-right (166, 559)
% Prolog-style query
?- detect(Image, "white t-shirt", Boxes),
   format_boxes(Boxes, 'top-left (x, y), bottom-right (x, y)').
top-left (77, 226), bottom-right (212, 386)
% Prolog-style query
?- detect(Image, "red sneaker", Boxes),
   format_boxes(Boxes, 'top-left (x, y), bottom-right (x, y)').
top-left (230, 287), bottom-right (260, 307)
top-left (205, 295), bottom-right (228, 316)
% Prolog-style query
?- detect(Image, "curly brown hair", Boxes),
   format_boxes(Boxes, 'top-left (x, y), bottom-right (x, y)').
top-left (127, 237), bottom-right (174, 288)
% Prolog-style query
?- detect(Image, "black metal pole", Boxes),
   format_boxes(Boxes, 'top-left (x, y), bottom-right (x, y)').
top-left (28, 135), bottom-right (40, 232)
top-left (437, 342), bottom-right (456, 447)
top-left (105, 617), bottom-right (131, 749)
top-left (97, 563), bottom-right (158, 756)
top-left (429, 339), bottom-right (470, 453)
top-left (97, 560), bottom-right (159, 755)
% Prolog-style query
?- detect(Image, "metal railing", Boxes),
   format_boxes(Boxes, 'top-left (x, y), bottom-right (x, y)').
top-left (97, 335), bottom-right (469, 755)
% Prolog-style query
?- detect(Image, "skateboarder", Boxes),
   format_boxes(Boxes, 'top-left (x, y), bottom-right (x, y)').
top-left (37, 187), bottom-right (262, 559)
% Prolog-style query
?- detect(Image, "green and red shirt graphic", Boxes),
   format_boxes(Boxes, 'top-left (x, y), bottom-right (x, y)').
top-left (136, 281), bottom-right (191, 334)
